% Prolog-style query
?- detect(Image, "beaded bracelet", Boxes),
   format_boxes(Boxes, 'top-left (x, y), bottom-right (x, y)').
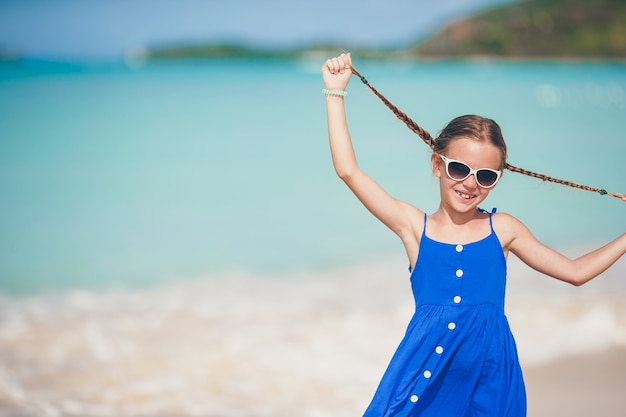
top-left (322, 89), bottom-right (347, 97)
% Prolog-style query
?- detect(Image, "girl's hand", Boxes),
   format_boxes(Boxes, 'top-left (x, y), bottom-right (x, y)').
top-left (321, 53), bottom-right (353, 91)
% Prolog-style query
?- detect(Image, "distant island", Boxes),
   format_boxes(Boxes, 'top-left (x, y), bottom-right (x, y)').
top-left (415, 0), bottom-right (626, 59)
top-left (145, 0), bottom-right (626, 60)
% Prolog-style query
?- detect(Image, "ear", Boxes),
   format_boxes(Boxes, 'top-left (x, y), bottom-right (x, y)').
top-left (431, 153), bottom-right (442, 178)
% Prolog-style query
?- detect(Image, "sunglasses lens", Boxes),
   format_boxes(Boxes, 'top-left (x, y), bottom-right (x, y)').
top-left (476, 170), bottom-right (498, 187)
top-left (447, 161), bottom-right (470, 180)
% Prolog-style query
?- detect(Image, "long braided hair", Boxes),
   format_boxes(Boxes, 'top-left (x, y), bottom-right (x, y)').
top-left (349, 66), bottom-right (625, 201)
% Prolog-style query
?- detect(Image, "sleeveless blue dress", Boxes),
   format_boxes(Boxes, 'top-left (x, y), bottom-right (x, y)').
top-left (363, 211), bottom-right (526, 417)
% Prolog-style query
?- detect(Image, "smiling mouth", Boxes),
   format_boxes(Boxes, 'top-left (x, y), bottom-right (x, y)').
top-left (456, 190), bottom-right (476, 200)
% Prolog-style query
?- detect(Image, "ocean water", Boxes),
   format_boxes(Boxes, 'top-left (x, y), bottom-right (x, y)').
top-left (1, 57), bottom-right (624, 293)
top-left (0, 57), bottom-right (625, 416)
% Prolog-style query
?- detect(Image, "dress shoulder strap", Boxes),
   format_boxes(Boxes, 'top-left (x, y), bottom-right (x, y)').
top-left (477, 207), bottom-right (497, 230)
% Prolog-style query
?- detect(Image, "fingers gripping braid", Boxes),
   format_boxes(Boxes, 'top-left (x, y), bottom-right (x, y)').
top-left (348, 65), bottom-right (625, 202)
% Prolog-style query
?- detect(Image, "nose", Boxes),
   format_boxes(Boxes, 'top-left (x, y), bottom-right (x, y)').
top-left (462, 174), bottom-right (478, 188)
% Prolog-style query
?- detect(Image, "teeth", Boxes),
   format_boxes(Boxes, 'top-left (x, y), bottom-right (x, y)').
top-left (457, 191), bottom-right (475, 199)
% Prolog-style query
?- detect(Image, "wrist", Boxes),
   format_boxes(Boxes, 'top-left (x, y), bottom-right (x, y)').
top-left (322, 89), bottom-right (347, 97)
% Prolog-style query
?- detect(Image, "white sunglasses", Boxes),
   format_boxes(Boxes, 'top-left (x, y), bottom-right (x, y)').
top-left (439, 155), bottom-right (502, 189)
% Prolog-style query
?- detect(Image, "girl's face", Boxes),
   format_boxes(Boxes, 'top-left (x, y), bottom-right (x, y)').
top-left (432, 138), bottom-right (503, 213)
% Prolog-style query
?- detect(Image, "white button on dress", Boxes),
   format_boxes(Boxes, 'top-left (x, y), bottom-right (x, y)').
top-left (435, 346), bottom-right (444, 354)
top-left (456, 244), bottom-right (463, 252)
top-left (423, 370), bottom-right (432, 378)
top-left (453, 296), bottom-right (462, 304)
top-left (448, 322), bottom-right (456, 330)
top-left (410, 394), bottom-right (419, 403)
top-left (456, 269), bottom-right (464, 278)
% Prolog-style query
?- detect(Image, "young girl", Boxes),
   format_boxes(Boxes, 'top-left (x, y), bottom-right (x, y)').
top-left (321, 53), bottom-right (626, 417)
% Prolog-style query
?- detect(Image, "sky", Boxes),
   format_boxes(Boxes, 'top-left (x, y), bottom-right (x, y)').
top-left (0, 0), bottom-right (515, 60)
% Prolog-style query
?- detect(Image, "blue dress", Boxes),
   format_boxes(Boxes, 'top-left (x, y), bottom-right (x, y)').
top-left (363, 211), bottom-right (526, 417)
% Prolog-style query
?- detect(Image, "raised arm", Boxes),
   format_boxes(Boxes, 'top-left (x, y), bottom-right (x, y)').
top-left (321, 53), bottom-right (422, 247)
top-left (497, 213), bottom-right (626, 286)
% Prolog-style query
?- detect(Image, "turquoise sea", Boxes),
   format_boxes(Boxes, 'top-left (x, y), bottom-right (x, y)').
top-left (1, 57), bottom-right (625, 294)
top-left (0, 56), bottom-right (625, 417)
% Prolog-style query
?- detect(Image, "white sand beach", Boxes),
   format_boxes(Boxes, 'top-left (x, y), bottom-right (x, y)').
top-left (0, 256), bottom-right (624, 417)
top-left (525, 348), bottom-right (626, 417)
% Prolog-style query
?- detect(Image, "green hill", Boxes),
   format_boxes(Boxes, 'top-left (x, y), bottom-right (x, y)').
top-left (414, 0), bottom-right (626, 58)
top-left (145, 0), bottom-right (626, 60)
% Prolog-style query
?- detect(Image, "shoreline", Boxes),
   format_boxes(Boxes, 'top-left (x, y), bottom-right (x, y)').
top-left (3, 52), bottom-right (626, 68)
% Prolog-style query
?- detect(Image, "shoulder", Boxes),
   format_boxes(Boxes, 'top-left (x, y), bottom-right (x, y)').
top-left (490, 211), bottom-right (534, 250)
top-left (399, 202), bottom-right (426, 239)
top-left (392, 201), bottom-right (425, 255)
top-left (491, 211), bottom-right (523, 226)
top-left (391, 202), bottom-right (425, 270)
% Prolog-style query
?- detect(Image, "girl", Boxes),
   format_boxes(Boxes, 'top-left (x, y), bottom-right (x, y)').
top-left (321, 53), bottom-right (626, 417)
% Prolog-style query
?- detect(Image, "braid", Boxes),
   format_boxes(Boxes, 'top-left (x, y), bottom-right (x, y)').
top-left (349, 67), bottom-right (435, 150)
top-left (349, 65), bottom-right (624, 202)
top-left (505, 163), bottom-right (622, 199)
